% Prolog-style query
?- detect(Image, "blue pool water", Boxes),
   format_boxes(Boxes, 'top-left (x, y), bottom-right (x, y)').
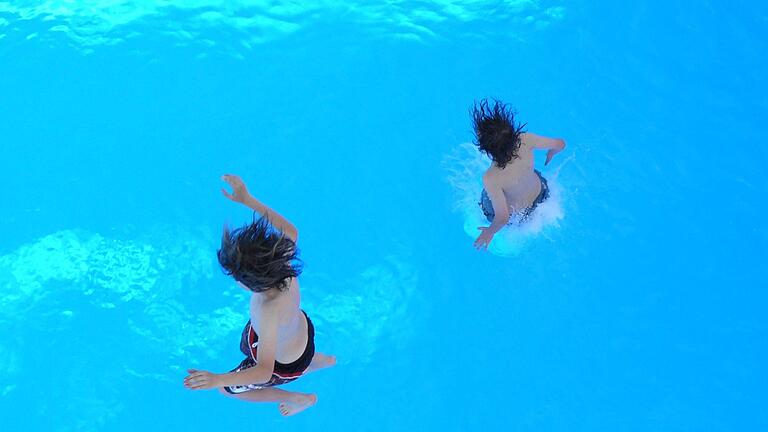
top-left (1, 1), bottom-right (766, 430)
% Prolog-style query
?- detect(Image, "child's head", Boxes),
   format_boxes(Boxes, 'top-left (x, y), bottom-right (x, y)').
top-left (472, 99), bottom-right (526, 169)
top-left (217, 216), bottom-right (302, 293)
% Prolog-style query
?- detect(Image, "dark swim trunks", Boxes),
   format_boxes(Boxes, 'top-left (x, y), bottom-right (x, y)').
top-left (223, 310), bottom-right (315, 394)
top-left (480, 170), bottom-right (550, 224)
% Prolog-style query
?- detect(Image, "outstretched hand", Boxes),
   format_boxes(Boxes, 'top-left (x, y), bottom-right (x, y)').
top-left (474, 227), bottom-right (494, 250)
top-left (184, 369), bottom-right (223, 390)
top-left (221, 174), bottom-right (251, 203)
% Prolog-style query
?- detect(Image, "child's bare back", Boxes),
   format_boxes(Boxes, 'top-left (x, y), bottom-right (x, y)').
top-left (483, 135), bottom-right (543, 212)
top-left (246, 278), bottom-right (308, 365)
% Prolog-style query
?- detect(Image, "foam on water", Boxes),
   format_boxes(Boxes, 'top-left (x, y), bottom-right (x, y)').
top-left (0, 226), bottom-right (415, 390)
top-left (443, 142), bottom-right (566, 257)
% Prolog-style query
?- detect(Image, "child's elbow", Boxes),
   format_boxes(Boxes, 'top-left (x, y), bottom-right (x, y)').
top-left (251, 370), bottom-right (273, 386)
top-left (257, 372), bottom-right (274, 385)
top-left (243, 366), bottom-right (273, 386)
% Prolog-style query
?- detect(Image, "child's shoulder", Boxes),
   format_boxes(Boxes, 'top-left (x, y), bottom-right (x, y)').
top-left (483, 165), bottom-right (501, 181)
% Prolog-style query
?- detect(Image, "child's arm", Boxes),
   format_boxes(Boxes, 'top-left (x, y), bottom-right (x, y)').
top-left (221, 174), bottom-right (299, 242)
top-left (217, 307), bottom-right (280, 387)
top-left (523, 132), bottom-right (566, 165)
top-left (184, 307), bottom-right (280, 390)
top-left (474, 174), bottom-right (510, 250)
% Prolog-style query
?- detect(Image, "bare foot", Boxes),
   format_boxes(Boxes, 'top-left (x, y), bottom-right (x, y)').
top-left (279, 393), bottom-right (317, 416)
top-left (306, 353), bottom-right (336, 374)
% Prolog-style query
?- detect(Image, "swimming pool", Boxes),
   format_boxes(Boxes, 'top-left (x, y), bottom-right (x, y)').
top-left (1, 1), bottom-right (766, 430)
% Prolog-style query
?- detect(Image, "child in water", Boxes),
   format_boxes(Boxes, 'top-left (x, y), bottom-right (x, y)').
top-left (472, 99), bottom-right (566, 249)
top-left (184, 174), bottom-right (335, 416)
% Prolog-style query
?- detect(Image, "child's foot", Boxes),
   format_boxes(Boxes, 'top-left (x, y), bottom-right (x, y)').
top-left (306, 353), bottom-right (336, 373)
top-left (279, 393), bottom-right (317, 416)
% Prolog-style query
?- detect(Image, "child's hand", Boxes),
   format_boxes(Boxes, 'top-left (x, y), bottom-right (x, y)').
top-left (544, 139), bottom-right (566, 165)
top-left (545, 149), bottom-right (557, 165)
top-left (474, 227), bottom-right (494, 250)
top-left (221, 174), bottom-right (251, 203)
top-left (184, 369), bottom-right (223, 390)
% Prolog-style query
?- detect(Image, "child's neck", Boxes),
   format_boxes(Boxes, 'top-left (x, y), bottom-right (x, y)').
top-left (257, 288), bottom-right (282, 302)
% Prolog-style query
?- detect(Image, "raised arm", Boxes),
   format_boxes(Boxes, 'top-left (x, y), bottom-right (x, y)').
top-left (523, 132), bottom-right (566, 165)
top-left (221, 174), bottom-right (299, 242)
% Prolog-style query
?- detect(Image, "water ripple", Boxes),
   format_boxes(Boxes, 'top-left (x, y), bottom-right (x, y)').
top-left (0, 0), bottom-right (566, 53)
top-left (0, 226), bottom-right (419, 389)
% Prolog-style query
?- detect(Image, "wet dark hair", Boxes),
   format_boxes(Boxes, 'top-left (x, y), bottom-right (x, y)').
top-left (471, 99), bottom-right (526, 169)
top-left (217, 215), bottom-right (302, 292)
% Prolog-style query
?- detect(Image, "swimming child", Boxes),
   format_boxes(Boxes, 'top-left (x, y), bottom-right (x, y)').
top-left (184, 174), bottom-right (336, 416)
top-left (472, 99), bottom-right (566, 250)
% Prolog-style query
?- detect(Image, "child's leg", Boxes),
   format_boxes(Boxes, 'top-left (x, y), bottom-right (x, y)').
top-left (304, 352), bottom-right (336, 374)
top-left (219, 387), bottom-right (316, 416)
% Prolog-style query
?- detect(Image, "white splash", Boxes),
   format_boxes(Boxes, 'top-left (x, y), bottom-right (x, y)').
top-left (443, 142), bottom-right (566, 257)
